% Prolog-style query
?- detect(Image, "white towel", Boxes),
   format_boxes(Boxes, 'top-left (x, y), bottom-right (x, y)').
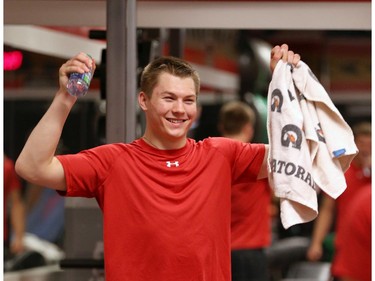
top-left (267, 60), bottom-right (358, 229)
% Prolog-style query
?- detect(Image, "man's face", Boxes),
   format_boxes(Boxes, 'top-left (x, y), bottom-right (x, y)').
top-left (143, 72), bottom-right (198, 143)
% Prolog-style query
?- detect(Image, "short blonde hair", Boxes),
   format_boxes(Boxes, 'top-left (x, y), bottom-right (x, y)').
top-left (140, 56), bottom-right (200, 97)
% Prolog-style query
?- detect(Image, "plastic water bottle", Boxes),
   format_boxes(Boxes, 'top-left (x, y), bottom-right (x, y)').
top-left (66, 61), bottom-right (93, 97)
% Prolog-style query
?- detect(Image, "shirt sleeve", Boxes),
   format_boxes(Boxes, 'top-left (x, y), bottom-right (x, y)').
top-left (56, 144), bottom-right (125, 199)
top-left (232, 142), bottom-right (265, 184)
top-left (207, 137), bottom-right (266, 184)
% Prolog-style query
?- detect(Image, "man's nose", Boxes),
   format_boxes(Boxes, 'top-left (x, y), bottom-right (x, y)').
top-left (172, 100), bottom-right (185, 113)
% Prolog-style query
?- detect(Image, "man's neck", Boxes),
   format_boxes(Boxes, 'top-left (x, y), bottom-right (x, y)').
top-left (142, 134), bottom-right (187, 150)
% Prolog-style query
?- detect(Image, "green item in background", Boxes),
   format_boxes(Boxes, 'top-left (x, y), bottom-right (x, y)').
top-left (252, 94), bottom-right (268, 143)
top-left (322, 232), bottom-right (335, 262)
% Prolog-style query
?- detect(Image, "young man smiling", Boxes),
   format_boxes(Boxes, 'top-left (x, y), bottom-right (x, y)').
top-left (16, 44), bottom-right (300, 281)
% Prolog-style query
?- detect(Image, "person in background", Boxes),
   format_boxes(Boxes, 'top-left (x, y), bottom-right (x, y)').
top-left (306, 122), bottom-right (371, 279)
top-left (218, 100), bottom-right (272, 281)
top-left (4, 155), bottom-right (25, 259)
top-left (332, 182), bottom-right (371, 281)
top-left (15, 44), bottom-right (300, 281)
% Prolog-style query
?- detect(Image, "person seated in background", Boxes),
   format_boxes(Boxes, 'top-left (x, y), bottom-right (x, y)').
top-left (25, 184), bottom-right (65, 247)
top-left (4, 154), bottom-right (25, 260)
top-left (306, 122), bottom-right (371, 279)
top-left (218, 100), bottom-right (273, 281)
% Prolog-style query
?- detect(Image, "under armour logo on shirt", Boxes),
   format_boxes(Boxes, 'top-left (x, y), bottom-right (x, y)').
top-left (166, 161), bottom-right (179, 167)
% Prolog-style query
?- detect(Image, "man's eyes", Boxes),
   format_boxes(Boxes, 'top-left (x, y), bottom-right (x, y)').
top-left (185, 99), bottom-right (196, 104)
top-left (162, 96), bottom-right (196, 104)
top-left (163, 96), bottom-right (174, 101)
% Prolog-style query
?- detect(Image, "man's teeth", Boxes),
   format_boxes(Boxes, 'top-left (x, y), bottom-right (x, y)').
top-left (169, 119), bottom-right (184, 123)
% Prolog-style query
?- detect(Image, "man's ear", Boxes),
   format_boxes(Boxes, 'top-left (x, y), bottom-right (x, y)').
top-left (138, 92), bottom-right (148, 111)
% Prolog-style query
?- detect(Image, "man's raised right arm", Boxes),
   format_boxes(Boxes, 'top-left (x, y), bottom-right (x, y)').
top-left (15, 53), bottom-right (95, 191)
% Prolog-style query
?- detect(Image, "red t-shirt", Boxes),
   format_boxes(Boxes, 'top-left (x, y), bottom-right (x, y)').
top-left (331, 184), bottom-right (371, 281)
top-left (57, 137), bottom-right (265, 281)
top-left (231, 178), bottom-right (271, 249)
top-left (333, 162), bottom-right (371, 249)
top-left (4, 156), bottom-right (22, 241)
top-left (331, 162), bottom-right (371, 279)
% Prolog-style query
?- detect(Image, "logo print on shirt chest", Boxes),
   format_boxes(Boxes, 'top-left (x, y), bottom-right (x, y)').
top-left (166, 161), bottom-right (179, 168)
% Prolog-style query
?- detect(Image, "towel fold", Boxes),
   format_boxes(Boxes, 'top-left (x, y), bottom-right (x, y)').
top-left (267, 60), bottom-right (358, 229)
